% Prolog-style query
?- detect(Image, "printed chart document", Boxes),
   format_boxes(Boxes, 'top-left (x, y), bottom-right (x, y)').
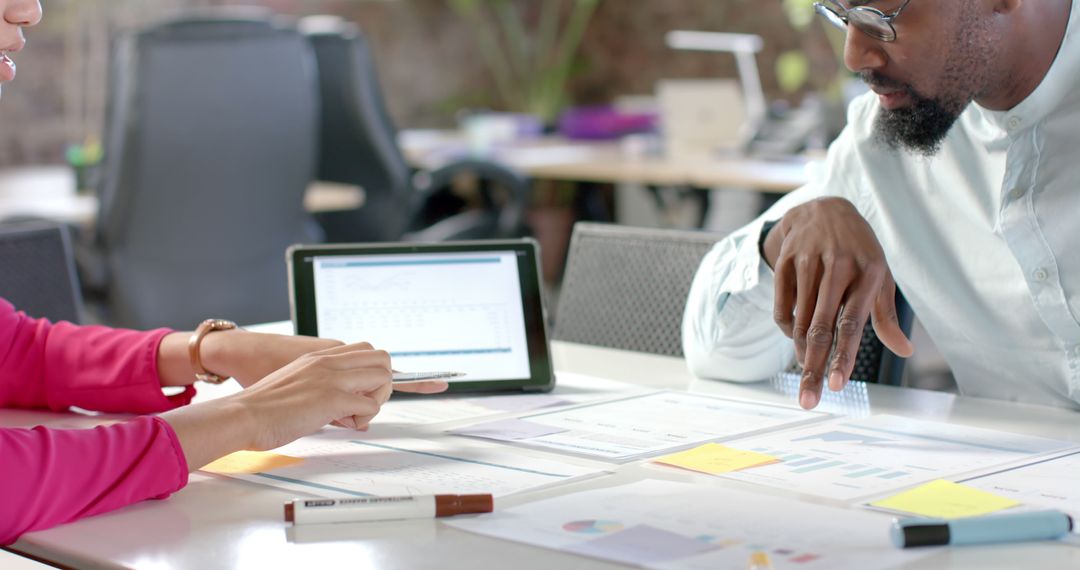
top-left (719, 415), bottom-right (1077, 502)
top-left (447, 479), bottom-right (932, 570)
top-left (448, 391), bottom-right (827, 461)
top-left (374, 372), bottom-right (648, 426)
top-left (204, 431), bottom-right (608, 498)
top-left (960, 449), bottom-right (1080, 521)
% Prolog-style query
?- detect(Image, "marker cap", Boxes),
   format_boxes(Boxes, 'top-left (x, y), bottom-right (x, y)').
top-left (434, 494), bottom-right (494, 517)
top-left (890, 521), bottom-right (950, 548)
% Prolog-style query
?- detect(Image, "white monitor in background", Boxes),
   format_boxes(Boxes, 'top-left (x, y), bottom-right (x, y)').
top-left (657, 79), bottom-right (747, 158)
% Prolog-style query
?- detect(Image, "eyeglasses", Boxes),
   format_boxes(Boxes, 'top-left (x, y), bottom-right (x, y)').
top-left (813, 0), bottom-right (913, 42)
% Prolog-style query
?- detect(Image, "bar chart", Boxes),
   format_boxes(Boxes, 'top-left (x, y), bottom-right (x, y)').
top-left (721, 415), bottom-right (1075, 501)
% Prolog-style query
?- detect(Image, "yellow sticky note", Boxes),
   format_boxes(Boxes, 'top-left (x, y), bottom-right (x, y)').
top-left (871, 479), bottom-right (1021, 519)
top-left (654, 443), bottom-right (781, 474)
top-left (202, 451), bottom-right (305, 474)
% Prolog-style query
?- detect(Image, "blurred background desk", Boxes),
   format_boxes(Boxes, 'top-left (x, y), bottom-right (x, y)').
top-left (401, 129), bottom-right (812, 193)
top-left (401, 129), bottom-right (813, 241)
top-left (6, 332), bottom-right (1080, 570)
top-left (0, 166), bottom-right (365, 230)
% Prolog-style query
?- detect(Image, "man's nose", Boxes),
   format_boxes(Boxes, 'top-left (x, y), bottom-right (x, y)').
top-left (843, 27), bottom-right (887, 73)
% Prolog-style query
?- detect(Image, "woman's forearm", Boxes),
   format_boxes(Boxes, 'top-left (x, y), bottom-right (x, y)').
top-left (160, 397), bottom-right (256, 470)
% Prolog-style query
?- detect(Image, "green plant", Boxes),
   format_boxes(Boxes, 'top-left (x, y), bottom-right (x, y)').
top-left (448, 0), bottom-right (600, 124)
top-left (776, 0), bottom-right (848, 97)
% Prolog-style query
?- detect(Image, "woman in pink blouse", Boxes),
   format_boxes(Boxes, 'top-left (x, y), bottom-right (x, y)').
top-left (0, 0), bottom-right (447, 544)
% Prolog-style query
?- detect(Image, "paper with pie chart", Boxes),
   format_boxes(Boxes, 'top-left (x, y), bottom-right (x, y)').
top-left (447, 479), bottom-right (932, 570)
top-left (717, 415), bottom-right (1077, 502)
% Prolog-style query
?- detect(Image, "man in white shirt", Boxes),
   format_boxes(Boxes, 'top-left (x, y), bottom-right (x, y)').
top-left (683, 0), bottom-right (1080, 411)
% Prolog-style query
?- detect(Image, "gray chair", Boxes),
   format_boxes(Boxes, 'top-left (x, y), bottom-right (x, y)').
top-left (302, 17), bottom-right (531, 243)
top-left (554, 222), bottom-right (913, 385)
top-left (86, 10), bottom-right (321, 329)
top-left (0, 222), bottom-right (84, 324)
top-left (554, 223), bottom-right (722, 357)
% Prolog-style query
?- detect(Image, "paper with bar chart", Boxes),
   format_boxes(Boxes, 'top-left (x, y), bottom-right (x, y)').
top-left (960, 449), bottom-right (1080, 521)
top-left (447, 391), bottom-right (827, 461)
top-left (719, 415), bottom-right (1077, 502)
top-left (447, 479), bottom-right (931, 570)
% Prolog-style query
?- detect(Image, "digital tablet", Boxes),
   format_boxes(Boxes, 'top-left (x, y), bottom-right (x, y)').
top-left (288, 239), bottom-right (554, 393)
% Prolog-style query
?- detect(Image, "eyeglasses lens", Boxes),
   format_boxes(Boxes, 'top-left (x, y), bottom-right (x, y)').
top-left (848, 9), bottom-right (895, 40)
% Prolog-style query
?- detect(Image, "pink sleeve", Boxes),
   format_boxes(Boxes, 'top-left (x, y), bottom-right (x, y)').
top-left (0, 415), bottom-right (189, 544)
top-left (0, 298), bottom-right (195, 413)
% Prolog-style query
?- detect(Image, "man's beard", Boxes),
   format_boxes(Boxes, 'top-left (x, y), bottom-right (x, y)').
top-left (865, 71), bottom-right (968, 157)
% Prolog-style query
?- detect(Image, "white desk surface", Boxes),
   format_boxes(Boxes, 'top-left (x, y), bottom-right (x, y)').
top-left (8, 333), bottom-right (1080, 569)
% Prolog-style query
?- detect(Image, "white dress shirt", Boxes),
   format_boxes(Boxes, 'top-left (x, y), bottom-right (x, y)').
top-left (683, 2), bottom-right (1080, 410)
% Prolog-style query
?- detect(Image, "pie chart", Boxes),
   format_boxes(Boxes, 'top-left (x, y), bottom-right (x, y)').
top-left (562, 520), bottom-right (624, 535)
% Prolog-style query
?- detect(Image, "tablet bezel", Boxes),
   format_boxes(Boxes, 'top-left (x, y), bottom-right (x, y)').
top-left (287, 239), bottom-right (554, 393)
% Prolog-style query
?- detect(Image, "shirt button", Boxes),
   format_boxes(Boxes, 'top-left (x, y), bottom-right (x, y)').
top-left (1007, 116), bottom-right (1022, 130)
top-left (1033, 268), bottom-right (1049, 282)
top-left (1010, 187), bottom-right (1026, 200)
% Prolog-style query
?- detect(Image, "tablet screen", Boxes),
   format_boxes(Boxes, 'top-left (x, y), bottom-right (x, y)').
top-left (289, 240), bottom-right (553, 392)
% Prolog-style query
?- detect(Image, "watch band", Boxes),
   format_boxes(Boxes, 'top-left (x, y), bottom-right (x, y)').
top-left (188, 319), bottom-right (238, 384)
top-left (758, 219), bottom-right (780, 261)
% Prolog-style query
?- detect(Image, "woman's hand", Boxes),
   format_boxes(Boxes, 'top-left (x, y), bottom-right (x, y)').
top-left (199, 330), bottom-right (343, 388)
top-left (162, 343), bottom-right (447, 469)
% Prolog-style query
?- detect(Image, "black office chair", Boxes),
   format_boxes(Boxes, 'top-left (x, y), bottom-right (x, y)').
top-left (0, 222), bottom-right (84, 324)
top-left (83, 10), bottom-right (322, 329)
top-left (554, 222), bottom-right (914, 385)
top-left (301, 16), bottom-right (531, 243)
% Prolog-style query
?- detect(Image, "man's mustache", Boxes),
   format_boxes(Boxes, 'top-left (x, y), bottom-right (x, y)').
top-left (860, 70), bottom-right (912, 93)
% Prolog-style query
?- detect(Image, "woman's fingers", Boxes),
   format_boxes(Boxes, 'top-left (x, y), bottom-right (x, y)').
top-left (393, 380), bottom-right (451, 394)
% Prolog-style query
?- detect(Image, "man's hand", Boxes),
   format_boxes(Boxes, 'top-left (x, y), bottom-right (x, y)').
top-left (763, 197), bottom-right (914, 409)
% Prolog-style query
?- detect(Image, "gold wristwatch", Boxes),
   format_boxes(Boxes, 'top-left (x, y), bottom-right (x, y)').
top-left (188, 319), bottom-right (238, 384)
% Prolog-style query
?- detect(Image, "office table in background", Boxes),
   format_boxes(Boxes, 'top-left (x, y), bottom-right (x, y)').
top-left (0, 133), bottom-right (810, 232)
top-left (0, 166), bottom-right (366, 229)
top-left (400, 129), bottom-right (812, 193)
top-left (6, 320), bottom-right (1080, 570)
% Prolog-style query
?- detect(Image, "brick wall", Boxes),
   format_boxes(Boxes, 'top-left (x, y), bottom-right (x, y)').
top-left (0, 0), bottom-right (839, 166)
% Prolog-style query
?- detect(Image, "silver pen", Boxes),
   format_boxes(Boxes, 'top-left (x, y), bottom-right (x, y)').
top-left (391, 371), bottom-right (466, 382)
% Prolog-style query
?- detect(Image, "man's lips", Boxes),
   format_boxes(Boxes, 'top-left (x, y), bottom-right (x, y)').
top-left (871, 86), bottom-right (911, 110)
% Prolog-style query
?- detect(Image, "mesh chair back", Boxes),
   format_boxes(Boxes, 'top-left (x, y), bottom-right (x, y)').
top-left (96, 11), bottom-right (320, 328)
top-left (554, 223), bottom-right (723, 357)
top-left (849, 290), bottom-right (915, 386)
top-left (0, 223), bottom-right (84, 324)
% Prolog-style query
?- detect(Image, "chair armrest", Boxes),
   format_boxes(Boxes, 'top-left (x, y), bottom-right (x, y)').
top-left (408, 159), bottom-right (532, 240)
top-left (72, 237), bottom-right (109, 300)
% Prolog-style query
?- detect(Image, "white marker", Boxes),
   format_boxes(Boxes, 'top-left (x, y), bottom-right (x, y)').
top-left (284, 494), bottom-right (493, 525)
